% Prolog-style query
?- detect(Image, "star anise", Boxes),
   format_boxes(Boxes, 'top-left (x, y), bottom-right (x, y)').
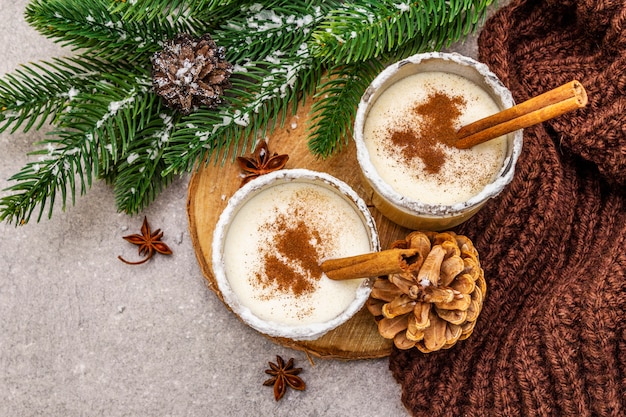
top-left (118, 216), bottom-right (173, 265)
top-left (236, 140), bottom-right (289, 186)
top-left (263, 355), bottom-right (306, 401)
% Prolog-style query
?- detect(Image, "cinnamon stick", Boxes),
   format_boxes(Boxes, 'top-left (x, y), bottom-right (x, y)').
top-left (454, 80), bottom-right (588, 149)
top-left (321, 248), bottom-right (421, 280)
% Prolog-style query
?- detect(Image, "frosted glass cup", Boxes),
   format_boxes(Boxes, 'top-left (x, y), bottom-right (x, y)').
top-left (212, 169), bottom-right (379, 341)
top-left (354, 52), bottom-right (523, 231)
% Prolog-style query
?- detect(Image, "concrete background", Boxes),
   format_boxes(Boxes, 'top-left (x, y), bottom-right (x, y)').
top-left (0, 1), bottom-right (506, 416)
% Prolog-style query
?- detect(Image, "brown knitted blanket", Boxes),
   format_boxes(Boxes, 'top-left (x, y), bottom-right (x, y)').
top-left (389, 1), bottom-right (626, 416)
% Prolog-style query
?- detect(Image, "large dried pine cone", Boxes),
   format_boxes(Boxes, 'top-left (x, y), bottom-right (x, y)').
top-left (151, 33), bottom-right (233, 114)
top-left (367, 231), bottom-right (486, 353)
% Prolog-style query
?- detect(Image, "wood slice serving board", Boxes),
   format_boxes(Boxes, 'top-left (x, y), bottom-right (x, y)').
top-left (187, 100), bottom-right (413, 359)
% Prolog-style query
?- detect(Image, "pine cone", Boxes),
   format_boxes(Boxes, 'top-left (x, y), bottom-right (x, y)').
top-left (366, 231), bottom-right (486, 353)
top-left (151, 33), bottom-right (233, 115)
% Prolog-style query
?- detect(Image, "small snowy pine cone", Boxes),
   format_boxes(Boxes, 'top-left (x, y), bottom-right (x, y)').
top-left (151, 33), bottom-right (233, 114)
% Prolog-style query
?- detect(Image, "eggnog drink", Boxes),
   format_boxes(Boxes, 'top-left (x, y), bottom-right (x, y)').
top-left (363, 71), bottom-right (507, 206)
top-left (212, 169), bottom-right (378, 340)
top-left (354, 52), bottom-right (522, 230)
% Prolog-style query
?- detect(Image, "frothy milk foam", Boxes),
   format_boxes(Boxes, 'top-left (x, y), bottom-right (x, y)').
top-left (363, 71), bottom-right (507, 206)
top-left (222, 181), bottom-right (372, 326)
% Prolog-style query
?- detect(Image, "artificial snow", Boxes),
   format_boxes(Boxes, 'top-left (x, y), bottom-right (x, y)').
top-left (126, 153), bottom-right (140, 165)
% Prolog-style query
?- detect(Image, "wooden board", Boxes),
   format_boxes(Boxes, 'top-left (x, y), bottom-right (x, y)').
top-left (186, 99), bottom-right (412, 359)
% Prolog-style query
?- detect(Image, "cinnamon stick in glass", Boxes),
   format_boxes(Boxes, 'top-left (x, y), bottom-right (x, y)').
top-left (454, 80), bottom-right (588, 149)
top-left (321, 248), bottom-right (420, 280)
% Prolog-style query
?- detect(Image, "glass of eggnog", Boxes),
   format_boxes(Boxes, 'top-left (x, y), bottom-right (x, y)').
top-left (212, 168), bottom-right (379, 341)
top-left (354, 52), bottom-right (522, 231)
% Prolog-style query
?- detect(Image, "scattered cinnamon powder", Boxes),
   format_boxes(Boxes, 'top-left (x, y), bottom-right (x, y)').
top-left (387, 90), bottom-right (466, 173)
top-left (255, 215), bottom-right (327, 297)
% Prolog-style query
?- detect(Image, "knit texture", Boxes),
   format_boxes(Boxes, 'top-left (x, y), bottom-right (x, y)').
top-left (389, 1), bottom-right (626, 416)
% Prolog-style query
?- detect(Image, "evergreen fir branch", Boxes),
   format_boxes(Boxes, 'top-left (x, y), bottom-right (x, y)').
top-left (383, 0), bottom-right (492, 59)
top-left (162, 68), bottom-right (284, 172)
top-left (111, 0), bottom-right (233, 23)
top-left (1, 0), bottom-right (497, 224)
top-left (310, 0), bottom-right (494, 64)
top-left (0, 123), bottom-right (100, 224)
top-left (0, 57), bottom-right (109, 134)
top-left (161, 0), bottom-right (335, 173)
top-left (25, 0), bottom-right (210, 62)
top-left (112, 111), bottom-right (178, 214)
top-left (0, 71), bottom-right (158, 225)
top-left (213, 0), bottom-right (340, 63)
top-left (307, 60), bottom-right (384, 158)
top-left (162, 56), bottom-right (321, 174)
top-left (57, 71), bottom-right (156, 177)
top-left (193, 0), bottom-right (257, 24)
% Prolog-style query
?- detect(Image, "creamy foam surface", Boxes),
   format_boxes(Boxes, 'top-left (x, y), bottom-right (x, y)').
top-left (363, 71), bottom-right (507, 206)
top-left (222, 181), bottom-right (372, 326)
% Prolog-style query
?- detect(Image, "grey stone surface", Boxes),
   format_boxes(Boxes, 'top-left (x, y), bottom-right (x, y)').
top-left (0, 1), bottom-right (507, 416)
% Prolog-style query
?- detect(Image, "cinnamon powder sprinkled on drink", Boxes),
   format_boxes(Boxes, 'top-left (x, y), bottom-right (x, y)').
top-left (387, 90), bottom-right (466, 173)
top-left (254, 203), bottom-right (332, 298)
